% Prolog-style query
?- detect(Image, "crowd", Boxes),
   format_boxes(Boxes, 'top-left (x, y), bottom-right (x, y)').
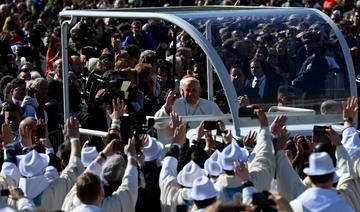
top-left (0, 0), bottom-right (358, 211)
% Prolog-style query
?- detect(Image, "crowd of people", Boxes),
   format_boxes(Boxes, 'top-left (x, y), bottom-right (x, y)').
top-left (0, 0), bottom-right (358, 211)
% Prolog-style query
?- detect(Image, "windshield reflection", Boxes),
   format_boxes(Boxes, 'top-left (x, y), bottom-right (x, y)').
top-left (185, 12), bottom-right (350, 113)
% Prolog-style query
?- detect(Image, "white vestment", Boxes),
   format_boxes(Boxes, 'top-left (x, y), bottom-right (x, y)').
top-left (154, 97), bottom-right (223, 145)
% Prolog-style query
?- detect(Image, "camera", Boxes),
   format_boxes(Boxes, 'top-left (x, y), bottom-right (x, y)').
top-left (203, 121), bottom-right (220, 131)
top-left (238, 107), bottom-right (257, 118)
top-left (120, 114), bottom-right (154, 154)
top-left (312, 125), bottom-right (330, 143)
top-left (83, 71), bottom-right (138, 113)
top-left (37, 124), bottom-right (46, 139)
top-left (0, 189), bottom-right (9, 196)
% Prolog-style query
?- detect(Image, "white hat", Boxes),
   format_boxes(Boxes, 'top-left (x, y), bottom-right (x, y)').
top-left (220, 142), bottom-right (249, 171)
top-left (17, 150), bottom-right (49, 178)
top-left (204, 150), bottom-right (222, 177)
top-left (303, 152), bottom-right (336, 176)
top-left (177, 161), bottom-right (206, 187)
top-left (189, 175), bottom-right (218, 201)
top-left (142, 136), bottom-right (164, 162)
top-left (81, 146), bottom-right (98, 167)
top-left (1, 162), bottom-right (21, 186)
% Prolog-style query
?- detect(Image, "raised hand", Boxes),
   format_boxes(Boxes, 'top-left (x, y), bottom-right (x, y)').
top-left (195, 121), bottom-right (206, 142)
top-left (294, 135), bottom-right (305, 155)
top-left (102, 139), bottom-right (117, 158)
top-left (325, 127), bottom-right (341, 146)
top-left (1, 123), bottom-right (13, 146)
top-left (169, 112), bottom-right (182, 129)
top-left (270, 115), bottom-right (288, 136)
top-left (343, 96), bottom-right (358, 127)
top-left (164, 90), bottom-right (177, 114)
top-left (243, 130), bottom-right (257, 149)
top-left (173, 124), bottom-right (187, 146)
top-left (19, 125), bottom-right (32, 147)
top-left (275, 127), bottom-right (290, 152)
top-left (125, 136), bottom-right (136, 157)
top-left (110, 98), bottom-right (125, 120)
top-left (237, 95), bottom-right (250, 107)
top-left (222, 129), bottom-right (233, 144)
top-left (253, 105), bottom-right (268, 127)
top-left (64, 117), bottom-right (80, 138)
top-left (234, 160), bottom-right (249, 182)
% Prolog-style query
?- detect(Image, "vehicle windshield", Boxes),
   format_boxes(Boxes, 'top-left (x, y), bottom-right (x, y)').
top-left (181, 9), bottom-right (352, 114)
top-left (60, 7), bottom-right (356, 134)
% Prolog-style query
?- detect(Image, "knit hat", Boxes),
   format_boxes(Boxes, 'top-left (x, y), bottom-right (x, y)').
top-left (101, 154), bottom-right (126, 183)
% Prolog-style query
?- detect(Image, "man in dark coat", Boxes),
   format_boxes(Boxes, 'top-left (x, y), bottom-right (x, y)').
top-left (292, 32), bottom-right (329, 99)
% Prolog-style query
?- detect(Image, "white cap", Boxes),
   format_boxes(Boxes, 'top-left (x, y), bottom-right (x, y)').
top-left (189, 175), bottom-right (218, 201)
top-left (303, 152), bottom-right (336, 176)
top-left (204, 150), bottom-right (222, 177)
top-left (220, 142), bottom-right (248, 171)
top-left (142, 136), bottom-right (164, 162)
top-left (177, 161), bottom-right (206, 187)
top-left (81, 146), bottom-right (98, 167)
top-left (17, 150), bottom-right (49, 178)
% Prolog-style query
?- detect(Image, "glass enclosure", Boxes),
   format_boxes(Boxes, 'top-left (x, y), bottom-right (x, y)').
top-left (180, 8), bottom-right (353, 112)
top-left (60, 7), bottom-right (356, 136)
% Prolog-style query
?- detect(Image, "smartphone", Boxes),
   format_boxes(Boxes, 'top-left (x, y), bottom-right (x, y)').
top-left (0, 189), bottom-right (9, 196)
top-left (312, 125), bottom-right (330, 143)
top-left (239, 107), bottom-right (256, 118)
top-left (27, 89), bottom-right (35, 98)
top-left (203, 121), bottom-right (220, 130)
top-left (37, 125), bottom-right (46, 139)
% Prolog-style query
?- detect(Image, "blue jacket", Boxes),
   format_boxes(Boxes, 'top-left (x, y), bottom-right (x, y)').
top-left (121, 31), bottom-right (156, 50)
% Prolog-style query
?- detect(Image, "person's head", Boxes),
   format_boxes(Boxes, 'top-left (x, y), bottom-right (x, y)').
top-left (113, 0), bottom-right (125, 8)
top-left (320, 100), bottom-right (342, 115)
top-left (19, 117), bottom-right (37, 142)
top-left (301, 32), bottom-right (321, 52)
top-left (254, 45), bottom-right (268, 61)
top-left (139, 50), bottom-right (156, 65)
top-left (125, 44), bottom-right (141, 68)
top-left (56, 141), bottom-right (71, 169)
top-left (135, 63), bottom-right (153, 82)
top-left (304, 152), bottom-right (336, 188)
top-left (230, 64), bottom-right (245, 91)
top-left (76, 172), bottom-right (104, 206)
top-left (266, 48), bottom-right (278, 65)
top-left (250, 58), bottom-right (264, 78)
top-left (0, 75), bottom-right (14, 94)
top-left (8, 78), bottom-right (26, 101)
top-left (3, 103), bottom-right (23, 131)
top-left (234, 40), bottom-right (253, 57)
top-left (70, 55), bottom-right (83, 76)
top-left (192, 63), bottom-right (205, 81)
top-left (156, 59), bottom-right (171, 78)
top-left (277, 85), bottom-right (300, 106)
top-left (29, 78), bottom-right (48, 105)
top-left (17, 63), bottom-right (33, 81)
top-left (131, 20), bottom-right (142, 37)
top-left (53, 58), bottom-right (62, 79)
top-left (176, 47), bottom-right (192, 68)
top-left (351, 10), bottom-right (360, 25)
top-left (48, 33), bottom-right (61, 51)
top-left (179, 77), bottom-right (202, 104)
top-left (275, 40), bottom-right (287, 56)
